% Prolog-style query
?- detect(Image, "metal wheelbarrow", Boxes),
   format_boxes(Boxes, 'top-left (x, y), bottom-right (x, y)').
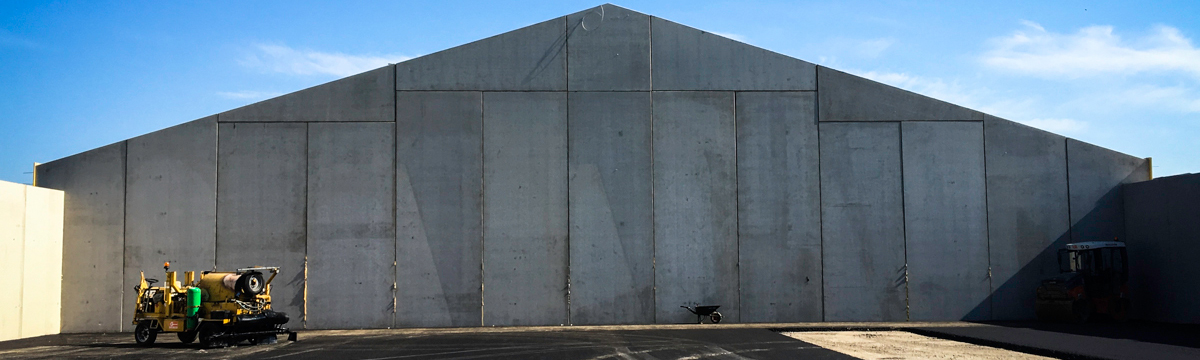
top-left (680, 305), bottom-right (723, 324)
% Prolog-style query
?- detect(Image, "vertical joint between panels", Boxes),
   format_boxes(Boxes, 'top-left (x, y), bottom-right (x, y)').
top-left (898, 122), bottom-right (910, 322)
top-left (303, 123), bottom-right (310, 329)
top-left (732, 92), bottom-right (740, 321)
top-left (815, 76), bottom-right (826, 323)
top-left (214, 123), bottom-right (220, 272)
top-left (565, 94), bottom-right (572, 326)
top-left (648, 17), bottom-right (657, 324)
top-left (121, 141), bottom-right (129, 332)
top-left (649, 91), bottom-right (657, 323)
top-left (393, 67), bottom-right (400, 329)
top-left (472, 90), bottom-right (482, 326)
top-left (1064, 139), bottom-right (1074, 243)
top-left (563, 13), bottom-right (572, 325)
top-left (982, 122), bottom-right (994, 320)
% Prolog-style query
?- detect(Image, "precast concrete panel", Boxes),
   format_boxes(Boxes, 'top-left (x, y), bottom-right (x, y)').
top-left (568, 92), bottom-right (653, 325)
top-left (566, 5), bottom-right (650, 91)
top-left (984, 116), bottom-right (1071, 320)
top-left (219, 66), bottom-right (394, 123)
top-left (651, 18), bottom-right (815, 91)
top-left (735, 92), bottom-right (822, 322)
top-left (397, 18), bottom-right (567, 91)
top-left (1124, 174), bottom-right (1200, 323)
top-left (216, 123), bottom-right (307, 324)
top-left (20, 186), bottom-right (64, 337)
top-left (817, 67), bottom-right (983, 122)
top-left (396, 92), bottom-right (483, 327)
top-left (901, 122), bottom-right (990, 321)
top-left (1066, 139), bottom-right (1149, 243)
top-left (124, 117), bottom-right (217, 326)
top-left (0, 181), bottom-right (23, 340)
top-left (819, 122), bottom-right (907, 321)
top-left (35, 142), bottom-right (126, 332)
top-left (652, 91), bottom-right (738, 324)
top-left (482, 92), bottom-right (568, 326)
top-left (306, 122), bottom-right (396, 329)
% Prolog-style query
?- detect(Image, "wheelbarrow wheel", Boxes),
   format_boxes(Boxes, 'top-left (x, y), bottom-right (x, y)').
top-left (709, 312), bottom-right (722, 324)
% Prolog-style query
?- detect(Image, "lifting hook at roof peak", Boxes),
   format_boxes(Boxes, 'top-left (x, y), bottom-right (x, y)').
top-left (582, 4), bottom-right (606, 31)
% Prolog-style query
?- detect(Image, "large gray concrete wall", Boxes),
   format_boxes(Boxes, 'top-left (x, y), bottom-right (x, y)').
top-left (736, 92), bottom-right (822, 322)
top-left (566, 5), bottom-right (650, 91)
top-left (305, 122), bottom-right (396, 329)
top-left (819, 122), bottom-right (907, 321)
top-left (1124, 174), bottom-right (1200, 324)
top-left (216, 122), bottom-right (308, 324)
top-left (652, 91), bottom-right (738, 324)
top-left (36, 142), bottom-right (126, 332)
top-left (984, 116), bottom-right (1071, 320)
top-left (652, 18), bottom-right (815, 90)
top-left (36, 4), bottom-right (1156, 329)
top-left (395, 91), bottom-right (483, 327)
top-left (396, 18), bottom-right (566, 91)
top-left (901, 122), bottom-right (990, 321)
top-left (1066, 139), bottom-right (1150, 243)
top-left (123, 117), bottom-right (218, 326)
top-left (568, 92), bottom-right (654, 325)
top-left (482, 92), bottom-right (568, 326)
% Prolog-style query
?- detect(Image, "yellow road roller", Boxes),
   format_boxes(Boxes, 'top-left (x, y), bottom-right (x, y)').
top-left (133, 262), bottom-right (296, 347)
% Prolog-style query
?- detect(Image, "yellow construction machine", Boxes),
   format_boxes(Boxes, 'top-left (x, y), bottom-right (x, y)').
top-left (133, 262), bottom-right (295, 347)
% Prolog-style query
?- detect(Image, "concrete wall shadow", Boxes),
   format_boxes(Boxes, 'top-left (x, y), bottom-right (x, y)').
top-left (1124, 173), bottom-right (1200, 324)
top-left (966, 162), bottom-right (1147, 321)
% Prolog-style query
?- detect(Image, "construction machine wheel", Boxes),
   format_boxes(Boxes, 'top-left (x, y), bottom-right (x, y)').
top-left (1072, 299), bottom-right (1093, 323)
top-left (178, 329), bottom-right (198, 344)
top-left (709, 312), bottom-right (722, 324)
top-left (134, 321), bottom-right (157, 345)
top-left (238, 272), bottom-right (266, 295)
top-left (1112, 299), bottom-right (1131, 323)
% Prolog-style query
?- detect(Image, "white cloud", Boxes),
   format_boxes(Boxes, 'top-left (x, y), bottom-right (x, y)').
top-left (217, 90), bottom-right (284, 100)
top-left (982, 22), bottom-right (1200, 78)
top-left (857, 38), bottom-right (895, 58)
top-left (240, 44), bottom-right (411, 77)
top-left (1112, 84), bottom-right (1200, 113)
top-left (711, 31), bottom-right (746, 42)
top-left (1019, 118), bottom-right (1089, 133)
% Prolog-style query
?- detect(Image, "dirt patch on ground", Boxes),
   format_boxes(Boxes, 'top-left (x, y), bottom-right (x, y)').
top-left (782, 331), bottom-right (1053, 360)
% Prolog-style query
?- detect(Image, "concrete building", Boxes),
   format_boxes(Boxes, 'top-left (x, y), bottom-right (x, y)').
top-left (0, 180), bottom-right (64, 341)
top-left (35, 4), bottom-right (1150, 331)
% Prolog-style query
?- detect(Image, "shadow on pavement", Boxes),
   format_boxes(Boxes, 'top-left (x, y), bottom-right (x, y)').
top-left (974, 320), bottom-right (1200, 349)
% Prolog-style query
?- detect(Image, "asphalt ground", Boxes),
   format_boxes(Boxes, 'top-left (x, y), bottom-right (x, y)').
top-left (3, 321), bottom-right (1195, 359)
top-left (0, 327), bottom-right (854, 360)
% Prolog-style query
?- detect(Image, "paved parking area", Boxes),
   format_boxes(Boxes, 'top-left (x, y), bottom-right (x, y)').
top-left (0, 327), bottom-right (853, 359)
top-left (4, 321), bottom-right (1194, 359)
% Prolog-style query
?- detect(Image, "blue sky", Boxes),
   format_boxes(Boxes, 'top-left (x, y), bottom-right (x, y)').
top-left (2, 0), bottom-right (1197, 184)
